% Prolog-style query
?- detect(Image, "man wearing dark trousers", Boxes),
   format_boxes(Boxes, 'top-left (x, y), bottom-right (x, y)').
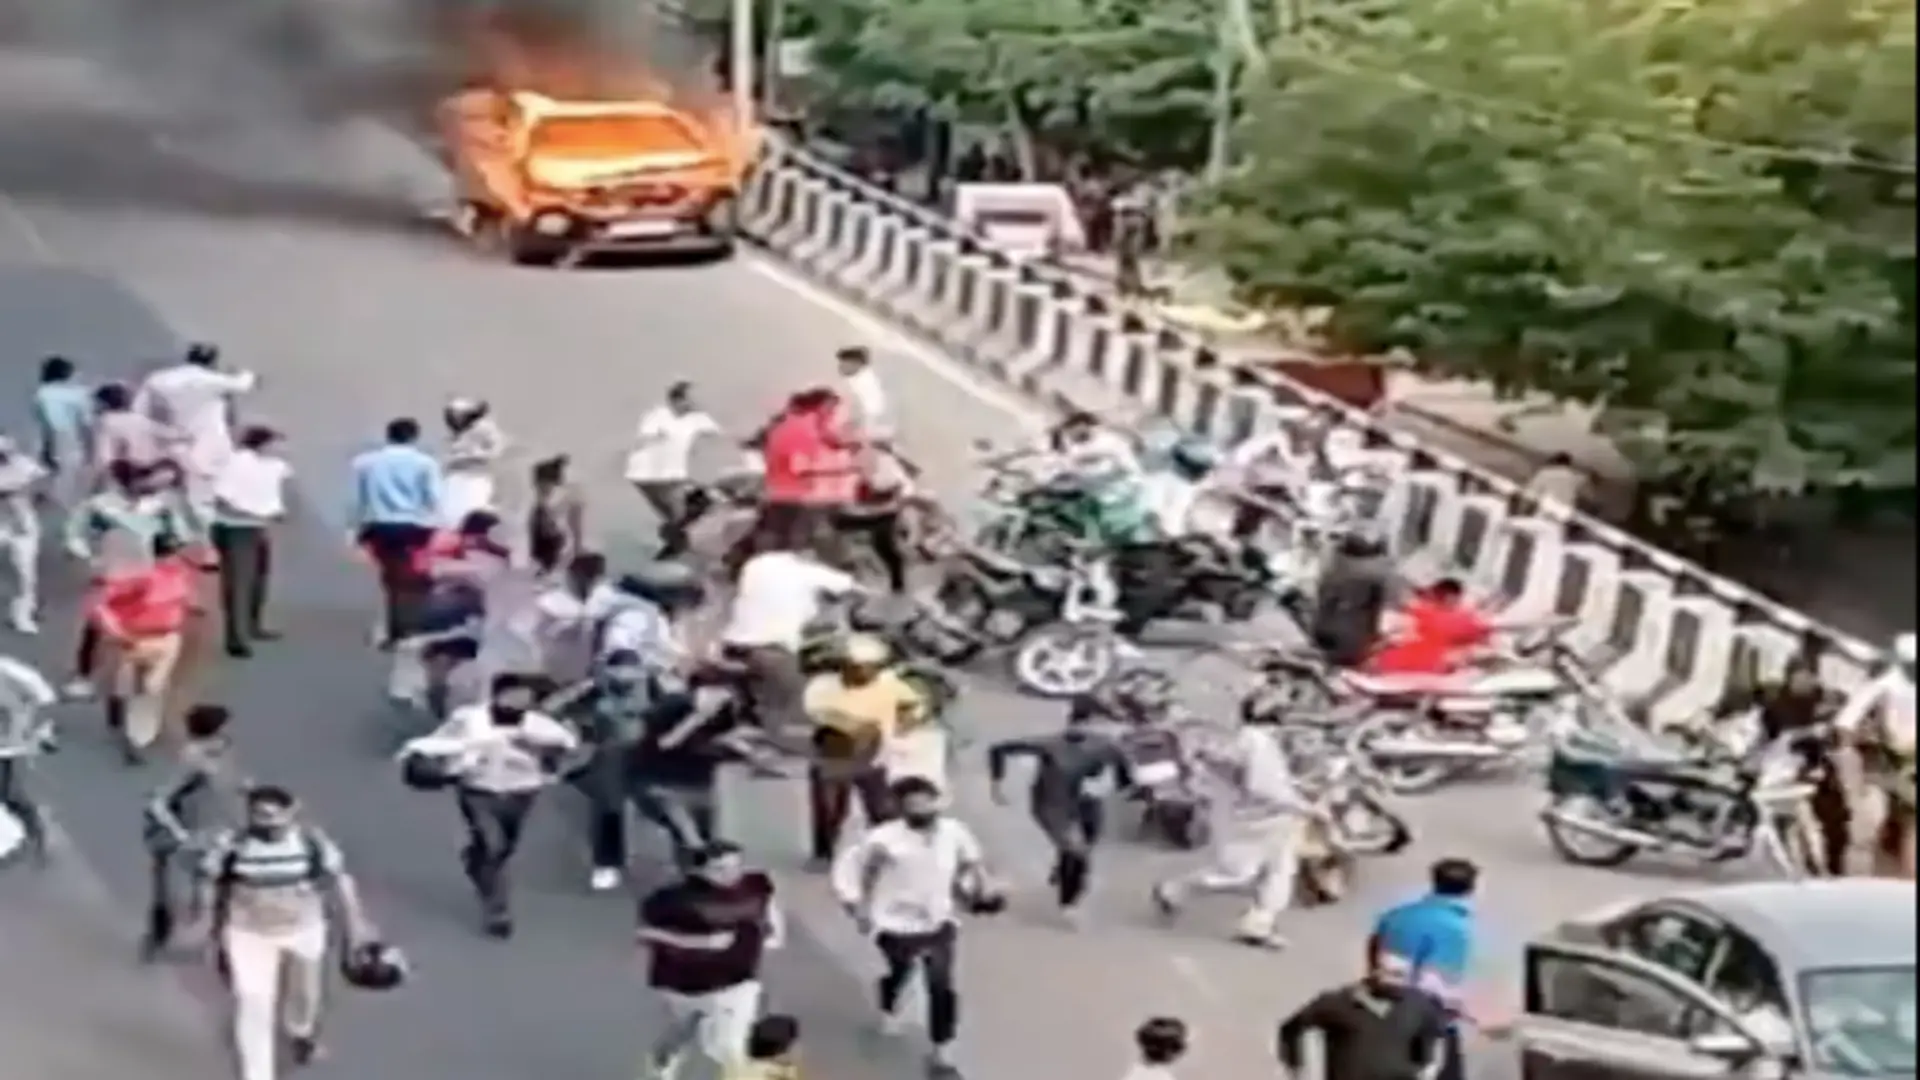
top-left (401, 673), bottom-right (579, 938)
top-left (209, 426), bottom-right (292, 657)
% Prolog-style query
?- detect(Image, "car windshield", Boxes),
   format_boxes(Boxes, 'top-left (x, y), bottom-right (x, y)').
top-left (527, 114), bottom-right (702, 160)
top-left (1799, 966), bottom-right (1916, 1076)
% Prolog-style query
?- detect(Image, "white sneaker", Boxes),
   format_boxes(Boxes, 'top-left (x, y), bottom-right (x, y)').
top-left (589, 867), bottom-right (621, 892)
top-left (1233, 918), bottom-right (1289, 950)
top-left (8, 607), bottom-right (37, 635)
top-left (62, 679), bottom-right (94, 701)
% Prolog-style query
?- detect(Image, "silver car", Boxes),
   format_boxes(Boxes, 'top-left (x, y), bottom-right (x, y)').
top-left (1517, 879), bottom-right (1915, 1079)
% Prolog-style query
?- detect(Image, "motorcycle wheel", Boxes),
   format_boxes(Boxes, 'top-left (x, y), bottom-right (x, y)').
top-left (1329, 792), bottom-right (1411, 856)
top-left (1348, 714), bottom-right (1457, 795)
top-left (1541, 794), bottom-right (1642, 867)
top-left (1011, 624), bottom-right (1120, 699)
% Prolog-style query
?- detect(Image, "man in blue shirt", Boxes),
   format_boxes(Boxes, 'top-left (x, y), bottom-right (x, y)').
top-left (350, 418), bottom-right (445, 646)
top-left (1370, 857), bottom-right (1479, 1080)
top-left (32, 357), bottom-right (93, 530)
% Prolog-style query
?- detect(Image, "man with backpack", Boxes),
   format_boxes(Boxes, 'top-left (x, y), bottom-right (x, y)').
top-left (200, 785), bottom-right (377, 1080)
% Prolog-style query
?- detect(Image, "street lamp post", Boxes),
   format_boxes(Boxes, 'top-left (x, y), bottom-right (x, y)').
top-left (729, 0), bottom-right (756, 132)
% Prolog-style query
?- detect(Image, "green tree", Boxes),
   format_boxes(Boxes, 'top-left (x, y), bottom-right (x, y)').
top-left (798, 0), bottom-right (1221, 173)
top-left (1187, 0), bottom-right (1916, 506)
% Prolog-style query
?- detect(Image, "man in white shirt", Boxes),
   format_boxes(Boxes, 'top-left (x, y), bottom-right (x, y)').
top-left (832, 776), bottom-right (992, 1079)
top-left (1524, 452), bottom-right (1587, 520)
top-left (1224, 414), bottom-right (1330, 540)
top-left (210, 426), bottom-right (293, 658)
top-left (0, 436), bottom-right (47, 634)
top-left (1152, 716), bottom-right (1312, 949)
top-left (627, 382), bottom-right (723, 557)
top-left (719, 536), bottom-right (859, 733)
top-left (1836, 632), bottom-right (1917, 877)
top-left (837, 347), bottom-right (891, 441)
top-left (399, 672), bottom-right (579, 937)
top-left (136, 343), bottom-right (257, 519)
top-left (1049, 411), bottom-right (1140, 481)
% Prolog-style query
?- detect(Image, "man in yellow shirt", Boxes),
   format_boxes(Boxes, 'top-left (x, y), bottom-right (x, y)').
top-left (722, 1014), bottom-right (802, 1080)
top-left (802, 634), bottom-right (922, 866)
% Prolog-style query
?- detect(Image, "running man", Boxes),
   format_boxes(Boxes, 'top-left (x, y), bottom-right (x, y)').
top-left (987, 702), bottom-right (1129, 927)
top-left (0, 654), bottom-right (59, 863)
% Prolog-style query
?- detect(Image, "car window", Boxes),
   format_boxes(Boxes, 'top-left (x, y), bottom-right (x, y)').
top-left (1609, 908), bottom-right (1724, 984)
top-left (1531, 949), bottom-right (1715, 1039)
top-left (1701, 931), bottom-right (1796, 1051)
top-left (1800, 966), bottom-right (1917, 1077)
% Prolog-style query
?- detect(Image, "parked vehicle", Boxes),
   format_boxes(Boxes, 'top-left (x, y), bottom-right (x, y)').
top-left (1115, 719), bottom-right (1212, 850)
top-left (1539, 725), bottom-right (1826, 877)
top-left (1515, 880), bottom-right (1916, 1080)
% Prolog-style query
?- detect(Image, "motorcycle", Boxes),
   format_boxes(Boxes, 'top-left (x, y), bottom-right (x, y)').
top-left (1341, 628), bottom-right (1599, 794)
top-left (798, 595), bottom-right (983, 687)
top-left (1539, 725), bottom-right (1824, 877)
top-left (1116, 718), bottom-right (1215, 850)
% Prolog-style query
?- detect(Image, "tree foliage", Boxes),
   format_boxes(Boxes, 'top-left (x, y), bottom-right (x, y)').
top-left (1186, 0), bottom-right (1916, 498)
top-left (795, 0), bottom-right (1220, 171)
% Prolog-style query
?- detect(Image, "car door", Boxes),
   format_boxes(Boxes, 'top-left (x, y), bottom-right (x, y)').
top-left (1520, 941), bottom-right (1762, 1080)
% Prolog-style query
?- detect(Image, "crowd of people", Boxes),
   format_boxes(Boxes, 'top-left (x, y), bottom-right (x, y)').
top-left (0, 338), bottom-right (1911, 1080)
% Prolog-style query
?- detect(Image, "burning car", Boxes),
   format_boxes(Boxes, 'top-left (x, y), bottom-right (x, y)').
top-left (438, 87), bottom-right (754, 264)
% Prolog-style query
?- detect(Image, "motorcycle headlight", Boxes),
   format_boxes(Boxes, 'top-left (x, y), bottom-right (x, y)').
top-left (532, 211), bottom-right (572, 237)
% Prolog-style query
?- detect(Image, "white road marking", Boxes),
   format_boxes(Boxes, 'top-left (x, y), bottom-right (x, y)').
top-left (0, 190), bottom-right (54, 259)
top-left (740, 253), bottom-right (1048, 427)
top-left (1168, 952), bottom-right (1224, 1002)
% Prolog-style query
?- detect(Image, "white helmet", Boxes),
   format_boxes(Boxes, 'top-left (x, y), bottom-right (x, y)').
top-left (1895, 632), bottom-right (1916, 666)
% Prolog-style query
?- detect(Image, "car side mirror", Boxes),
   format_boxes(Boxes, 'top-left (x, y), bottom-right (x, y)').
top-left (1688, 1030), bottom-right (1762, 1063)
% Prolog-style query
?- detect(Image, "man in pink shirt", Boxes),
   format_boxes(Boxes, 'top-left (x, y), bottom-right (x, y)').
top-left (93, 536), bottom-right (211, 761)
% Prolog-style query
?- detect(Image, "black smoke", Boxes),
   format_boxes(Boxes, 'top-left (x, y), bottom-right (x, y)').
top-left (0, 0), bottom-right (714, 225)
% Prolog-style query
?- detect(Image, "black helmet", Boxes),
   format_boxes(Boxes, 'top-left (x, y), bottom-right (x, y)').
top-left (184, 342), bottom-right (219, 366)
top-left (616, 561), bottom-right (706, 610)
top-left (400, 752), bottom-right (459, 792)
top-left (339, 942), bottom-right (409, 990)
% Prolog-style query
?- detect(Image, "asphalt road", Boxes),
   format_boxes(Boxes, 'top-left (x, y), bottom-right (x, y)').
top-left (0, 47), bottom-right (1790, 1080)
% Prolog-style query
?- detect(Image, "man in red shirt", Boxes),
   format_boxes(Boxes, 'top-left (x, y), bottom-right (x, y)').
top-left (1365, 579), bottom-right (1493, 681)
top-left (731, 390), bottom-right (859, 575)
top-left (94, 536), bottom-right (213, 761)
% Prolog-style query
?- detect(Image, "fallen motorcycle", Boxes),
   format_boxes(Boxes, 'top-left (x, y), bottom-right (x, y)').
top-left (1538, 725), bottom-right (1823, 877)
top-left (1339, 625), bottom-right (1603, 794)
top-left (1343, 669), bottom-right (1584, 794)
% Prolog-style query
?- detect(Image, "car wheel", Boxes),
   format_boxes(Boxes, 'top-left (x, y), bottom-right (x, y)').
top-left (505, 231), bottom-right (565, 267)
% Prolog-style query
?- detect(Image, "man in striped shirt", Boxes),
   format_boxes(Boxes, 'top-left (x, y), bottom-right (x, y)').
top-left (201, 785), bottom-right (375, 1080)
